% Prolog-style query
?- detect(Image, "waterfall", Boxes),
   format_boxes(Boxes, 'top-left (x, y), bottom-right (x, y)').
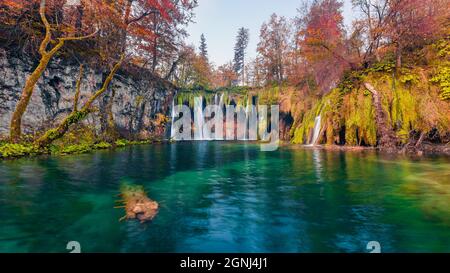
top-left (242, 100), bottom-right (252, 141)
top-left (243, 102), bottom-right (250, 141)
top-left (218, 93), bottom-right (224, 109)
top-left (214, 93), bottom-right (219, 105)
top-left (194, 96), bottom-right (204, 140)
top-left (171, 93), bottom-right (259, 142)
top-left (170, 98), bottom-right (176, 139)
top-left (309, 115), bottom-right (322, 146)
top-left (216, 93), bottom-right (225, 141)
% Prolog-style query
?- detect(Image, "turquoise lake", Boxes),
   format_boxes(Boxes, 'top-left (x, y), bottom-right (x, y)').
top-left (0, 142), bottom-right (449, 253)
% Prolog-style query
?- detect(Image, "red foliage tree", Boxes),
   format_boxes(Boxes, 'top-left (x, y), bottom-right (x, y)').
top-left (299, 0), bottom-right (353, 94)
top-left (385, 0), bottom-right (448, 68)
top-left (0, 0), bottom-right (196, 142)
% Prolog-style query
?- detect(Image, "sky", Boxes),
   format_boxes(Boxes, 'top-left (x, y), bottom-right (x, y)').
top-left (185, 0), bottom-right (355, 66)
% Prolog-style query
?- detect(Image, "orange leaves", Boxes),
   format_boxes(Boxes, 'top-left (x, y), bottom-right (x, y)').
top-left (129, 25), bottom-right (158, 40)
top-left (1, 0), bottom-right (27, 10)
top-left (145, 0), bottom-right (176, 21)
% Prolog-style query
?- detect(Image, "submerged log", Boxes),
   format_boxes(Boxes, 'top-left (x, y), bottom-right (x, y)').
top-left (117, 184), bottom-right (159, 223)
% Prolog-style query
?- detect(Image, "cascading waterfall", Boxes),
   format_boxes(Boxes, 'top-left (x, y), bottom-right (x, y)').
top-left (214, 93), bottom-right (219, 106)
top-left (216, 93), bottom-right (225, 141)
top-left (194, 96), bottom-right (204, 140)
top-left (243, 103), bottom-right (250, 141)
top-left (218, 93), bottom-right (224, 109)
top-left (309, 115), bottom-right (322, 146)
top-left (170, 93), bottom-right (260, 142)
top-left (170, 98), bottom-right (176, 139)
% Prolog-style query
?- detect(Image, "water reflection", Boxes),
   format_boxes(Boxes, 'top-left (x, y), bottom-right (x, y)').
top-left (0, 143), bottom-right (449, 252)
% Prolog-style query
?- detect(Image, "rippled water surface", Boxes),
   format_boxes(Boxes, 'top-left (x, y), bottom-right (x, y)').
top-left (0, 142), bottom-right (449, 252)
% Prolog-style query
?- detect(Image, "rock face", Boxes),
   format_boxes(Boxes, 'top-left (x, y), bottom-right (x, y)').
top-left (0, 49), bottom-right (176, 139)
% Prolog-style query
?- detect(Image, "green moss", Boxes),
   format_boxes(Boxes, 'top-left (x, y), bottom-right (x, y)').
top-left (391, 88), bottom-right (418, 142)
top-left (343, 88), bottom-right (377, 146)
top-left (56, 142), bottom-right (111, 155)
top-left (431, 64), bottom-right (450, 100)
top-left (94, 142), bottom-right (112, 149)
top-left (115, 139), bottom-right (129, 147)
top-left (291, 88), bottom-right (345, 145)
top-left (429, 39), bottom-right (450, 100)
top-left (398, 68), bottom-right (419, 85)
top-left (135, 95), bottom-right (144, 106)
top-left (175, 86), bottom-right (256, 108)
top-left (58, 144), bottom-right (93, 155)
top-left (0, 143), bottom-right (37, 158)
top-left (290, 39), bottom-right (450, 148)
top-left (433, 38), bottom-right (450, 58)
top-left (338, 71), bottom-right (364, 94)
top-left (258, 86), bottom-right (280, 105)
top-left (366, 60), bottom-right (396, 73)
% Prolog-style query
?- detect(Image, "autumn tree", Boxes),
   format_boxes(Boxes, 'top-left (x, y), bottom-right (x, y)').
top-left (352, 0), bottom-right (389, 63)
top-left (212, 62), bottom-right (237, 88)
top-left (192, 53), bottom-right (212, 89)
top-left (233, 27), bottom-right (250, 85)
top-left (170, 44), bottom-right (212, 89)
top-left (257, 13), bottom-right (291, 86)
top-left (385, 0), bottom-right (447, 69)
top-left (4, 0), bottom-right (98, 142)
top-left (296, 0), bottom-right (352, 94)
top-left (0, 0), bottom-right (196, 144)
top-left (351, 0), bottom-right (448, 68)
top-left (126, 0), bottom-right (198, 76)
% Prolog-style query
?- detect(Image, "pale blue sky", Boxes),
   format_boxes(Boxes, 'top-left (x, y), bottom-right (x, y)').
top-left (185, 0), bottom-right (355, 66)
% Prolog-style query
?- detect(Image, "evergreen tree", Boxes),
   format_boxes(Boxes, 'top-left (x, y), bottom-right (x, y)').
top-left (233, 27), bottom-right (250, 85)
top-left (199, 33), bottom-right (208, 60)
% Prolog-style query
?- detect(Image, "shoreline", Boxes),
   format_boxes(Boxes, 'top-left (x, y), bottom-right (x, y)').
top-left (1, 140), bottom-right (449, 161)
top-left (280, 142), bottom-right (450, 156)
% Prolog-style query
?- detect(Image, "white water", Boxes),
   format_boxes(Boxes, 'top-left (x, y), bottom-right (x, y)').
top-left (309, 115), bottom-right (322, 146)
top-left (243, 103), bottom-right (250, 141)
top-left (242, 98), bottom-right (257, 141)
top-left (216, 93), bottom-right (225, 140)
top-left (170, 98), bottom-right (176, 139)
top-left (218, 93), bottom-right (224, 109)
top-left (194, 96), bottom-right (204, 140)
top-left (171, 93), bottom-right (258, 142)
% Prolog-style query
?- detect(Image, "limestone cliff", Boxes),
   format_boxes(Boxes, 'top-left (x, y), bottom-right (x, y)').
top-left (0, 49), bottom-right (176, 140)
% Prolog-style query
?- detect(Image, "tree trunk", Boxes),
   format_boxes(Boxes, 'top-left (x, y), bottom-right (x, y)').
top-left (364, 83), bottom-right (398, 151)
top-left (10, 0), bottom-right (96, 142)
top-left (34, 109), bottom-right (90, 148)
top-left (34, 55), bottom-right (124, 148)
top-left (10, 55), bottom-right (52, 142)
top-left (395, 43), bottom-right (402, 70)
top-left (374, 39), bottom-right (381, 62)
